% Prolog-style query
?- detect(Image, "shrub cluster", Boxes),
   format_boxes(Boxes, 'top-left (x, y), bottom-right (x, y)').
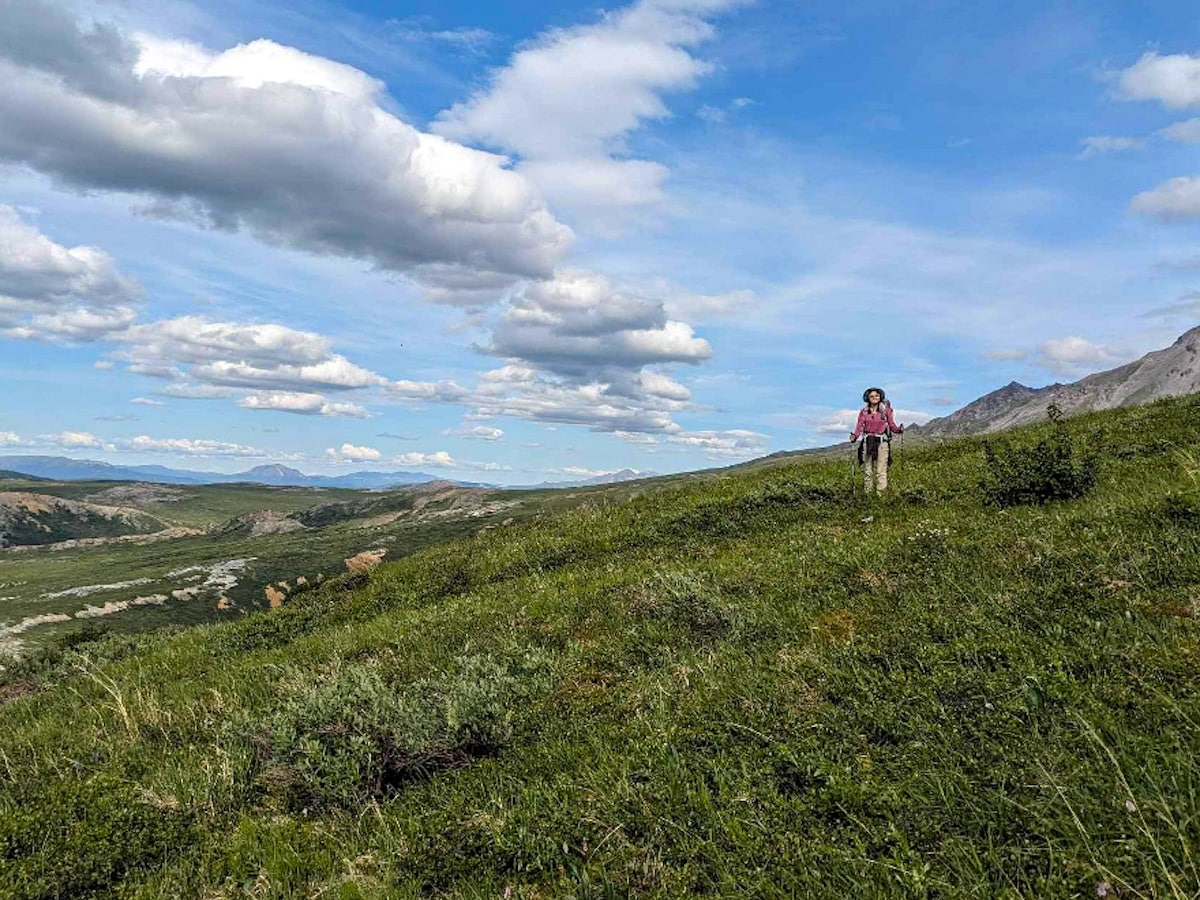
top-left (244, 651), bottom-right (553, 810)
top-left (980, 405), bottom-right (1098, 507)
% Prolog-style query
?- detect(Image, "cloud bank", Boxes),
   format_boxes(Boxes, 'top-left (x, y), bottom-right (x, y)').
top-left (0, 0), bottom-right (573, 297)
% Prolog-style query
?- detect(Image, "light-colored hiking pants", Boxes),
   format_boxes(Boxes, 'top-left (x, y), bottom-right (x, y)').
top-left (863, 440), bottom-right (890, 493)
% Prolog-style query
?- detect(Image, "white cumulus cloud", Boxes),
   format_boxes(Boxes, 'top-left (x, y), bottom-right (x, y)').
top-left (434, 0), bottom-right (742, 218)
top-left (325, 443), bottom-right (383, 463)
top-left (1161, 118), bottom-right (1200, 143)
top-left (124, 435), bottom-right (270, 458)
top-left (489, 270), bottom-right (712, 376)
top-left (49, 431), bottom-right (105, 448)
top-left (1037, 336), bottom-right (1122, 376)
top-left (240, 391), bottom-right (371, 418)
top-left (0, 205), bottom-right (140, 336)
top-left (103, 317), bottom-right (390, 403)
top-left (394, 450), bottom-right (458, 468)
top-left (1116, 52), bottom-right (1200, 110)
top-left (666, 428), bottom-right (768, 459)
top-left (1130, 176), bottom-right (1200, 221)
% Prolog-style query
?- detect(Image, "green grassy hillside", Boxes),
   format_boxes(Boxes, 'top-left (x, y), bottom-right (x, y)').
top-left (1, 397), bottom-right (1198, 898)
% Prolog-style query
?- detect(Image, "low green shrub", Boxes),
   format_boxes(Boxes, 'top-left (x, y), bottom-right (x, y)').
top-left (243, 651), bottom-right (553, 811)
top-left (980, 405), bottom-right (1098, 507)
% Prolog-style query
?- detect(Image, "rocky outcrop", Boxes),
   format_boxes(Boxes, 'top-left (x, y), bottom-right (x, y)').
top-left (0, 492), bottom-right (166, 547)
top-left (215, 510), bottom-right (308, 537)
top-left (344, 549), bottom-right (387, 573)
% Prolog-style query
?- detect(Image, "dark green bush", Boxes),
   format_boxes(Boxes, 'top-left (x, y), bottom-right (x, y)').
top-left (980, 406), bottom-right (1098, 507)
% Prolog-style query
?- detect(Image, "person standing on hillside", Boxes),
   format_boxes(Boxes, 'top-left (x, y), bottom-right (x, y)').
top-left (850, 387), bottom-right (904, 494)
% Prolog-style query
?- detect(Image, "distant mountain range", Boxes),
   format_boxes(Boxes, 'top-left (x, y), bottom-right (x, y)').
top-left (518, 468), bottom-right (660, 490)
top-left (0, 457), bottom-right (447, 489)
top-left (0, 456), bottom-right (646, 491)
top-left (913, 325), bottom-right (1200, 438)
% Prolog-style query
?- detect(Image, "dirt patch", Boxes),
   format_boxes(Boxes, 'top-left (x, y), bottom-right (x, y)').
top-left (0, 680), bottom-right (37, 704)
top-left (1, 526), bottom-right (203, 552)
top-left (0, 491), bottom-right (60, 515)
top-left (0, 612), bottom-right (74, 658)
top-left (1145, 593), bottom-right (1197, 618)
top-left (218, 510), bottom-right (307, 537)
top-left (411, 488), bottom-right (460, 513)
top-left (166, 558), bottom-right (256, 606)
top-left (345, 549), bottom-right (387, 573)
top-left (44, 578), bottom-right (154, 600)
top-left (76, 595), bottom-right (168, 619)
top-left (0, 491), bottom-right (159, 522)
top-left (856, 569), bottom-right (894, 593)
top-left (265, 585), bottom-right (287, 608)
top-left (359, 510), bottom-right (410, 528)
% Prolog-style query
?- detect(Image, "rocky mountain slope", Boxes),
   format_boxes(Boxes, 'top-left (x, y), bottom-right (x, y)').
top-left (915, 325), bottom-right (1200, 437)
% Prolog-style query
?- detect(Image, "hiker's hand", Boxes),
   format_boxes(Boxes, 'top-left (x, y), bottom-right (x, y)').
top-left (848, 434), bottom-right (856, 442)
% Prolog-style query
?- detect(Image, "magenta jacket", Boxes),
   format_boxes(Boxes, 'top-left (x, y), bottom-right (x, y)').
top-left (851, 405), bottom-right (902, 440)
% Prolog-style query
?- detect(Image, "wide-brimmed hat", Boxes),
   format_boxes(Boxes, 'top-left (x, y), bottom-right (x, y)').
top-left (862, 387), bottom-right (886, 403)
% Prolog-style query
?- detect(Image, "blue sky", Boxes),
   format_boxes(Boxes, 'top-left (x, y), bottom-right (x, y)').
top-left (1, 0), bottom-right (1199, 482)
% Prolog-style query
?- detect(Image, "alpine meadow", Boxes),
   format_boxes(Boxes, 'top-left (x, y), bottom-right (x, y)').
top-left (2, 396), bottom-right (1198, 897)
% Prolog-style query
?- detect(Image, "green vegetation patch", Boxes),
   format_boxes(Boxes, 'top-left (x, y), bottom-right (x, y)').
top-left (243, 651), bottom-right (555, 811)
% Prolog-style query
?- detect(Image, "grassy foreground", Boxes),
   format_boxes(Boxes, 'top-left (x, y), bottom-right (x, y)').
top-left (1, 398), bottom-right (1199, 898)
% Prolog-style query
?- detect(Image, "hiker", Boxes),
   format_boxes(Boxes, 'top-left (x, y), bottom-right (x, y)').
top-left (850, 387), bottom-right (903, 494)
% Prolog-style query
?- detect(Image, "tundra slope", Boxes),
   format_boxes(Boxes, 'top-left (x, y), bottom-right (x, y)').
top-left (0, 395), bottom-right (1197, 898)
